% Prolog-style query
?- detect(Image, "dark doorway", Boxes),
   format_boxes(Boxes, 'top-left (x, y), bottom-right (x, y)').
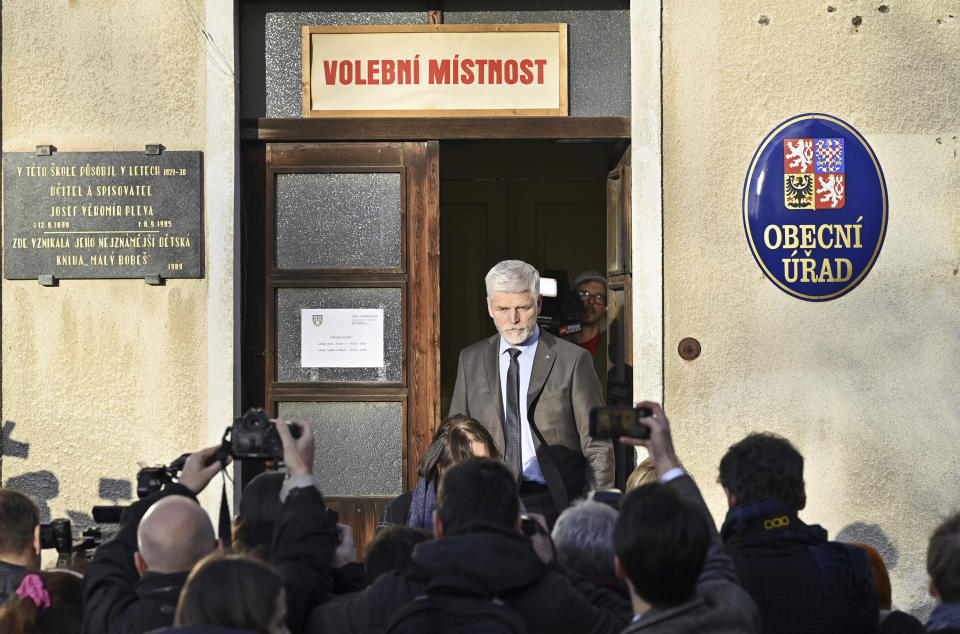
top-left (438, 139), bottom-right (624, 415)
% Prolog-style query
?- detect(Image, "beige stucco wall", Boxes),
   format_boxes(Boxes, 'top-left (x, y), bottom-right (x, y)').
top-left (0, 0), bottom-right (233, 558)
top-left (657, 0), bottom-right (960, 617)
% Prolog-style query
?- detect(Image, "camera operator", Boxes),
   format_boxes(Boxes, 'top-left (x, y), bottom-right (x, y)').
top-left (0, 489), bottom-right (42, 604)
top-left (82, 444), bottom-right (225, 634)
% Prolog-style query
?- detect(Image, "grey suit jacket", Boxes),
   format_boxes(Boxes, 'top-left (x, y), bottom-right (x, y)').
top-left (448, 329), bottom-right (614, 490)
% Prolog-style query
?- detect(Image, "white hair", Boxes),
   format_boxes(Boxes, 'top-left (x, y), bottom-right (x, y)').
top-left (551, 499), bottom-right (619, 582)
top-left (484, 260), bottom-right (539, 298)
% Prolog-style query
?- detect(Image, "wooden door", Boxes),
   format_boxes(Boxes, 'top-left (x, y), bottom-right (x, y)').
top-left (262, 141), bottom-right (439, 558)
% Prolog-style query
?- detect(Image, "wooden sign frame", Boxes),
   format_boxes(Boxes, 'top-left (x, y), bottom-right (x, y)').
top-left (302, 24), bottom-right (568, 118)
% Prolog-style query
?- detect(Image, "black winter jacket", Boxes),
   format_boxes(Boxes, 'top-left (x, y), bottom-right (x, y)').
top-left (0, 560), bottom-right (26, 605)
top-left (150, 626), bottom-right (258, 634)
top-left (82, 483), bottom-right (199, 634)
top-left (270, 484), bottom-right (339, 632)
top-left (307, 522), bottom-right (630, 634)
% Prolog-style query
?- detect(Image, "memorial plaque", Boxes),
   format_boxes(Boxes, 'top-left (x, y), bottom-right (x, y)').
top-left (3, 151), bottom-right (204, 280)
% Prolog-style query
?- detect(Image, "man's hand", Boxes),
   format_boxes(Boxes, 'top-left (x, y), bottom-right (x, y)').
top-left (332, 523), bottom-right (357, 568)
top-left (276, 418), bottom-right (314, 476)
top-left (619, 401), bottom-right (681, 477)
top-left (178, 445), bottom-right (228, 494)
top-left (522, 512), bottom-right (556, 565)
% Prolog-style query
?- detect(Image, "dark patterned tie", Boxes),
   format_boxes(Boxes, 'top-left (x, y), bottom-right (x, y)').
top-left (504, 348), bottom-right (522, 479)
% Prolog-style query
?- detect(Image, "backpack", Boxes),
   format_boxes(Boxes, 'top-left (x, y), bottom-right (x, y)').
top-left (384, 575), bottom-right (529, 634)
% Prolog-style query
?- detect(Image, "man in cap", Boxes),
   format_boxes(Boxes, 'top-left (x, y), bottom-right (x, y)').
top-left (565, 270), bottom-right (609, 387)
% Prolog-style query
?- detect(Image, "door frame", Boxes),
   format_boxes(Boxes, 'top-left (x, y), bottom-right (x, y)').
top-left (242, 115), bottom-right (630, 473)
top-left (239, 117), bottom-right (630, 553)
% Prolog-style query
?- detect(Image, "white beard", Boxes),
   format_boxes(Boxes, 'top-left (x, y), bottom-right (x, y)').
top-left (500, 324), bottom-right (534, 346)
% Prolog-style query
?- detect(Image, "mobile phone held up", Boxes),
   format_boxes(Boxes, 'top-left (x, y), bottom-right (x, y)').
top-left (589, 406), bottom-right (654, 440)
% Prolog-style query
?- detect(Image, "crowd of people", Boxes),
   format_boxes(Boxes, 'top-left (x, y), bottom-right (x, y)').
top-left (0, 259), bottom-right (957, 633)
top-left (0, 401), bottom-right (957, 633)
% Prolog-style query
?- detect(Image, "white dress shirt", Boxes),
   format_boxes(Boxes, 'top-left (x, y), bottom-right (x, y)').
top-left (498, 326), bottom-right (546, 483)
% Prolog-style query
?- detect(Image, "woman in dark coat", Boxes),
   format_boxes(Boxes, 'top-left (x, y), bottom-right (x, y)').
top-left (378, 414), bottom-right (500, 532)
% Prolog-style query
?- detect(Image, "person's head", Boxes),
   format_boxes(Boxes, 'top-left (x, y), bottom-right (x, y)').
top-left (485, 260), bottom-right (541, 346)
top-left (927, 511), bottom-right (960, 603)
top-left (852, 542), bottom-right (892, 610)
top-left (175, 552), bottom-right (287, 633)
top-left (572, 271), bottom-right (608, 328)
top-left (364, 526), bottom-right (433, 583)
top-left (613, 483), bottom-right (711, 611)
top-left (625, 458), bottom-right (659, 494)
top-left (718, 432), bottom-right (806, 511)
top-left (136, 495), bottom-right (217, 575)
top-left (417, 415), bottom-right (500, 483)
top-left (434, 458), bottom-right (519, 537)
top-left (233, 471), bottom-right (285, 558)
top-left (0, 489), bottom-right (40, 569)
top-left (552, 499), bottom-right (619, 583)
top-left (0, 570), bottom-right (83, 634)
top-left (626, 457), bottom-right (686, 494)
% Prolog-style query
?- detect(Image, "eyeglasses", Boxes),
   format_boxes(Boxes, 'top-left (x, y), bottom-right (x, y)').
top-left (577, 290), bottom-right (607, 305)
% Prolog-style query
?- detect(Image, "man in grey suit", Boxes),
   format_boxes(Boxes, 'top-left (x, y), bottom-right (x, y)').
top-left (448, 260), bottom-right (613, 525)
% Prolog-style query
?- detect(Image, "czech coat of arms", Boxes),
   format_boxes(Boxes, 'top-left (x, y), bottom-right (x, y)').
top-left (783, 138), bottom-right (845, 210)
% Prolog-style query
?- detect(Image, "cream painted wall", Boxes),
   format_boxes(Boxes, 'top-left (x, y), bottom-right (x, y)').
top-left (0, 0), bottom-right (237, 556)
top-left (657, 0), bottom-right (960, 617)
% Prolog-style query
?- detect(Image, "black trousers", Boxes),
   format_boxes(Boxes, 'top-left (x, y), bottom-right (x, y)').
top-left (519, 480), bottom-right (560, 529)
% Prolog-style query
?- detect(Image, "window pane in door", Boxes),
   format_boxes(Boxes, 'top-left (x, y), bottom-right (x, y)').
top-left (275, 287), bottom-right (402, 383)
top-left (278, 401), bottom-right (403, 496)
top-left (275, 173), bottom-right (402, 269)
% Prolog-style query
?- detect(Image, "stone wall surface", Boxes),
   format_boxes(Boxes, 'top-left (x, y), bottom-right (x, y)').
top-left (659, 1), bottom-right (960, 617)
top-left (1, 0), bottom-right (213, 553)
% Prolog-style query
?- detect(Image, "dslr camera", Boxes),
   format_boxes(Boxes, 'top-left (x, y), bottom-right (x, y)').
top-left (219, 407), bottom-right (301, 462)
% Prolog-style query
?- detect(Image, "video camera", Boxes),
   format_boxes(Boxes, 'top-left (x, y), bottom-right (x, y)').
top-left (39, 517), bottom-right (113, 572)
top-left (537, 269), bottom-right (584, 337)
top-left (89, 452), bottom-right (192, 526)
top-left (136, 453), bottom-right (190, 499)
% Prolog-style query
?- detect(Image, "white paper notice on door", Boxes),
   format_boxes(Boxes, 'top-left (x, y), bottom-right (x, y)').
top-left (300, 308), bottom-right (385, 368)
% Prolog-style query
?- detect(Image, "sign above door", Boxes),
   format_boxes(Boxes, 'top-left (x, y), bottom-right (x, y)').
top-left (301, 24), bottom-right (568, 118)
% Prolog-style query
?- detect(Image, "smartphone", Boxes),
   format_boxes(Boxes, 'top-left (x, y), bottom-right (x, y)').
top-left (520, 515), bottom-right (543, 537)
top-left (589, 406), bottom-right (653, 440)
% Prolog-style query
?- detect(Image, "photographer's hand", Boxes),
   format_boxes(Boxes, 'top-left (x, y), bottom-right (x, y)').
top-left (619, 401), bottom-right (681, 477)
top-left (332, 523), bottom-right (357, 568)
top-left (276, 418), bottom-right (314, 476)
top-left (524, 513), bottom-right (556, 565)
top-left (178, 445), bottom-right (228, 494)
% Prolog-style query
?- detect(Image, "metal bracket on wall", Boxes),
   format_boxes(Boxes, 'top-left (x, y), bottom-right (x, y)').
top-left (35, 145), bottom-right (54, 156)
top-left (145, 144), bottom-right (164, 155)
top-left (38, 274), bottom-right (57, 287)
top-left (145, 274), bottom-right (164, 286)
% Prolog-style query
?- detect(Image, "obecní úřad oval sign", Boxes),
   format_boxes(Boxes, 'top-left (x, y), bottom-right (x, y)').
top-left (743, 114), bottom-right (887, 301)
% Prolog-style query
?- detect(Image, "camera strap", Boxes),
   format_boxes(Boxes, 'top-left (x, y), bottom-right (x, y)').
top-left (218, 471), bottom-right (232, 549)
top-left (525, 413), bottom-right (570, 515)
